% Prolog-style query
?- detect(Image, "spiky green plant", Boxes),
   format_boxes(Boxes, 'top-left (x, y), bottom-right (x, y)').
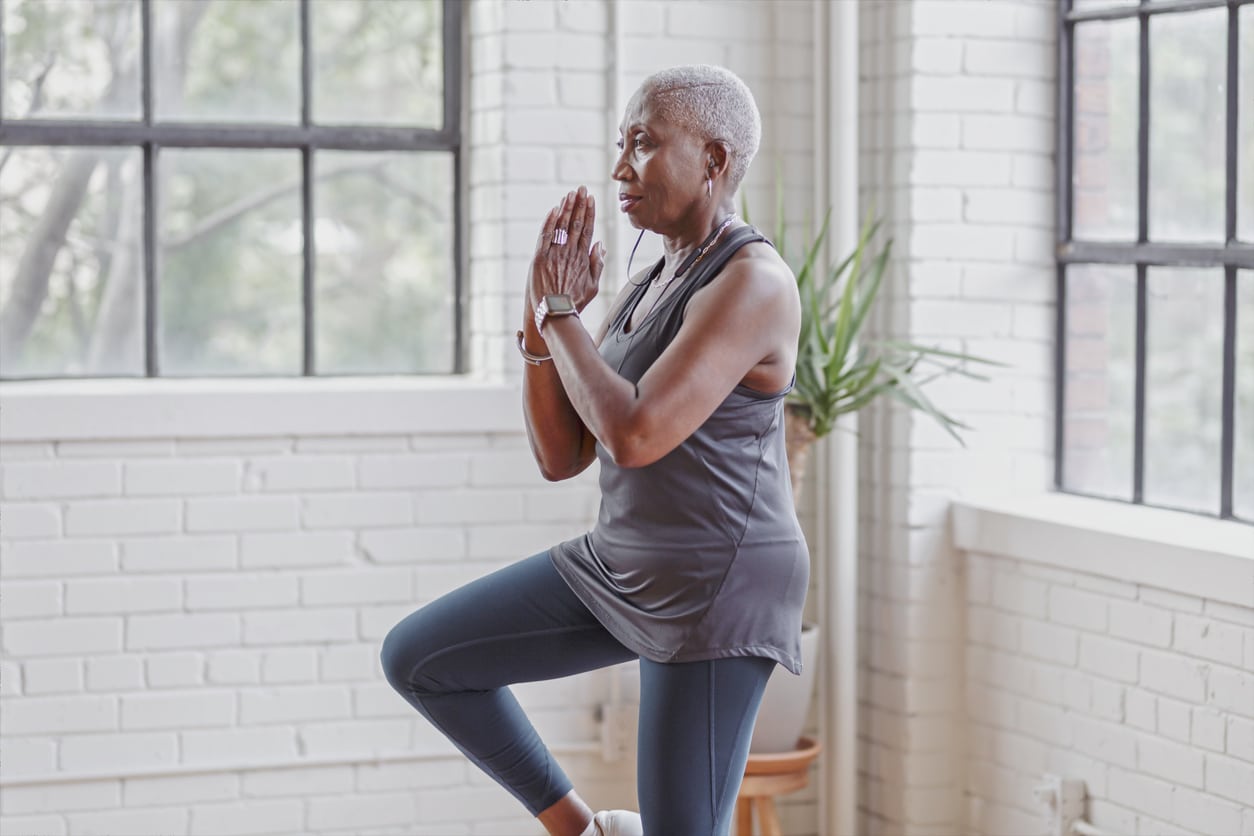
top-left (745, 193), bottom-right (1002, 445)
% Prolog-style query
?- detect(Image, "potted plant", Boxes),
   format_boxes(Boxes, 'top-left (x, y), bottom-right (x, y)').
top-left (744, 196), bottom-right (999, 753)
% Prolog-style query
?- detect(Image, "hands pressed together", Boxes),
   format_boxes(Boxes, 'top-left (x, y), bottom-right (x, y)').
top-left (528, 185), bottom-right (607, 315)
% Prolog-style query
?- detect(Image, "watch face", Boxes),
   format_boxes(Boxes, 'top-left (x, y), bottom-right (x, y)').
top-left (544, 294), bottom-right (576, 314)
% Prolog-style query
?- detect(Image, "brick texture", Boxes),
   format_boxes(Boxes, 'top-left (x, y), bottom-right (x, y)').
top-left (0, 1), bottom-right (822, 834)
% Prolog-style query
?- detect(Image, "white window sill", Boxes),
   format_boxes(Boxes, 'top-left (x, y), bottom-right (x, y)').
top-left (0, 376), bottom-right (524, 441)
top-left (952, 492), bottom-right (1254, 609)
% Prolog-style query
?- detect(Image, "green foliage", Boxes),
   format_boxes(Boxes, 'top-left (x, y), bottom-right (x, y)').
top-left (744, 187), bottom-right (1004, 445)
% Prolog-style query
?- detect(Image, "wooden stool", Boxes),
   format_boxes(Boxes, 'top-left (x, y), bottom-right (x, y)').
top-left (735, 736), bottom-right (822, 836)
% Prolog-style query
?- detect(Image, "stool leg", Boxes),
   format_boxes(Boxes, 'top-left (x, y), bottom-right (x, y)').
top-left (759, 797), bottom-right (783, 836)
top-left (735, 797), bottom-right (754, 836)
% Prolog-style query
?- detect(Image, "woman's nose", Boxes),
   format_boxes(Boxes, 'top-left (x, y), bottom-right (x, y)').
top-left (611, 150), bottom-right (632, 181)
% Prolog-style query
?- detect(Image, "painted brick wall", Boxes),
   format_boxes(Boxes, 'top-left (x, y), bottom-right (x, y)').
top-left (859, 4), bottom-right (1254, 836)
top-left (0, 2), bottom-right (820, 835)
top-left (856, 1), bottom-right (1057, 834)
top-left (964, 555), bottom-right (1254, 836)
top-left (0, 431), bottom-right (614, 836)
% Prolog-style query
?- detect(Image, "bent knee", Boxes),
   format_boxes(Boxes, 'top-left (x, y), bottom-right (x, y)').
top-left (379, 611), bottom-right (455, 697)
top-left (380, 615), bottom-right (432, 692)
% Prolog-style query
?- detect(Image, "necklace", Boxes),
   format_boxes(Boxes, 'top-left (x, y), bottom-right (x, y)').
top-left (626, 214), bottom-right (738, 333)
top-left (651, 213), bottom-right (738, 293)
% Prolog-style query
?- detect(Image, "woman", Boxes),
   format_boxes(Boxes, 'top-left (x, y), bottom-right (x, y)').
top-left (381, 64), bottom-right (808, 836)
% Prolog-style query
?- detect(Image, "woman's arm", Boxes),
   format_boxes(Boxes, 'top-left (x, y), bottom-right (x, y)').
top-left (527, 187), bottom-right (799, 472)
top-left (519, 288), bottom-right (624, 481)
top-left (542, 249), bottom-right (797, 468)
top-left (519, 188), bottom-right (633, 481)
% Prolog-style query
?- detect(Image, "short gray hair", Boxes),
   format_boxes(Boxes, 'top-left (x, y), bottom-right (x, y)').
top-left (636, 64), bottom-right (762, 191)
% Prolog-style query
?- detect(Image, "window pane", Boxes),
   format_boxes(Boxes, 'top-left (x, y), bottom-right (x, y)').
top-left (1240, 5), bottom-right (1253, 242)
top-left (1143, 268), bottom-right (1223, 514)
top-left (1063, 265), bottom-right (1136, 500)
top-left (1236, 271), bottom-right (1254, 522)
top-left (1148, 8), bottom-right (1227, 242)
top-left (2, 0), bottom-right (141, 120)
top-left (153, 0), bottom-right (300, 123)
top-left (314, 152), bottom-right (454, 374)
top-left (0, 147), bottom-right (145, 378)
top-left (159, 149), bottom-right (302, 375)
top-left (312, 0), bottom-right (443, 127)
top-left (1072, 20), bottom-right (1138, 241)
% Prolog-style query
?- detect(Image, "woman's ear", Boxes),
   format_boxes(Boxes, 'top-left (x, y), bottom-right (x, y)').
top-left (705, 141), bottom-right (731, 180)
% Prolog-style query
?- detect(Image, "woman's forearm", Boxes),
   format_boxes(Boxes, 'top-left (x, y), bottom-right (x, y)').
top-left (541, 315), bottom-right (642, 467)
top-left (520, 315), bottom-right (596, 481)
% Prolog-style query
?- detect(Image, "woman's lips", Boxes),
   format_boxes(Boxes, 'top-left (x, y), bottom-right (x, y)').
top-left (619, 195), bottom-right (642, 213)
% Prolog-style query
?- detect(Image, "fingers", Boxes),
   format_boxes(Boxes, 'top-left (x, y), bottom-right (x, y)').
top-left (555, 189), bottom-right (577, 244)
top-left (568, 186), bottom-right (593, 253)
top-left (536, 201), bottom-right (562, 253)
top-left (589, 240), bottom-right (606, 284)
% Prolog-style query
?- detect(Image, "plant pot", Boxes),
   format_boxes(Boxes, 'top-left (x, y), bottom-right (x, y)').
top-left (784, 404), bottom-right (816, 503)
top-left (749, 622), bottom-right (819, 753)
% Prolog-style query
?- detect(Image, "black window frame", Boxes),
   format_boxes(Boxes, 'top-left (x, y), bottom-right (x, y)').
top-left (0, 0), bottom-right (464, 379)
top-left (1055, 0), bottom-right (1254, 523)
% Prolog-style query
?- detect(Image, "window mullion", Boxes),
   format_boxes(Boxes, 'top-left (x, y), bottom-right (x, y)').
top-left (144, 144), bottom-right (159, 377)
top-left (1226, 0), bottom-right (1238, 243)
top-left (1134, 265), bottom-right (1148, 503)
top-left (1055, 0), bottom-right (1073, 492)
top-left (1220, 267), bottom-right (1237, 517)
top-left (142, 0), bottom-right (157, 377)
top-left (300, 0), bottom-right (313, 376)
top-left (1133, 3), bottom-right (1150, 503)
top-left (444, 0), bottom-right (465, 372)
top-left (1138, 4), bottom-right (1151, 245)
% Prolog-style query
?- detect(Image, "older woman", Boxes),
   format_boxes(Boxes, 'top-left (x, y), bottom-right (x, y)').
top-left (381, 65), bottom-right (808, 836)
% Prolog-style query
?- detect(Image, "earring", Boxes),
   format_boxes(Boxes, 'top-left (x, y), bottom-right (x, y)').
top-left (706, 177), bottom-right (712, 197)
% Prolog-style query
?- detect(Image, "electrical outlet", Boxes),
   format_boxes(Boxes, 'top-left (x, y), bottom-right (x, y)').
top-left (599, 702), bottom-right (635, 762)
top-left (1032, 773), bottom-right (1086, 836)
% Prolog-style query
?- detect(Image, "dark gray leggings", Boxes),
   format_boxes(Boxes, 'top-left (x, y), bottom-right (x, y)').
top-left (380, 551), bottom-right (774, 835)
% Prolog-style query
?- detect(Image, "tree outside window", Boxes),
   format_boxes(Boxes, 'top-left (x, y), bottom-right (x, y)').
top-left (0, 0), bottom-right (462, 379)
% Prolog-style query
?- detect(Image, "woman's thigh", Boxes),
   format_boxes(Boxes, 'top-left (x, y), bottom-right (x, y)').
top-left (381, 550), bottom-right (636, 696)
top-left (636, 654), bottom-right (776, 835)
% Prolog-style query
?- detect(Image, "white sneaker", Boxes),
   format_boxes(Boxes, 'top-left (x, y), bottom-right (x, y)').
top-left (586, 810), bottom-right (644, 836)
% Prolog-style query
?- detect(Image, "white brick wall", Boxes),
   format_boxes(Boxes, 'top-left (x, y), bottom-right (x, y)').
top-left (857, 1), bottom-right (1057, 834)
top-left (965, 554), bottom-right (1254, 836)
top-left (0, 429), bottom-right (612, 835)
top-left (859, 4), bottom-right (1253, 836)
top-left (0, 1), bottom-right (821, 834)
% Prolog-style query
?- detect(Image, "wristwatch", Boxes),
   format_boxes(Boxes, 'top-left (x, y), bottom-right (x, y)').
top-left (535, 293), bottom-right (578, 335)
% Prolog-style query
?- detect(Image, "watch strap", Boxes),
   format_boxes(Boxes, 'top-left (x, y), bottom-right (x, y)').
top-left (534, 295), bottom-right (578, 335)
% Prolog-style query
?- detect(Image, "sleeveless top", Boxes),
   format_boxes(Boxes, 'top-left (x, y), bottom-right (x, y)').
top-left (548, 225), bottom-right (810, 674)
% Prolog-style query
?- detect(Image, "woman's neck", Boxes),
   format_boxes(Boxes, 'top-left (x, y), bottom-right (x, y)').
top-left (659, 202), bottom-right (737, 268)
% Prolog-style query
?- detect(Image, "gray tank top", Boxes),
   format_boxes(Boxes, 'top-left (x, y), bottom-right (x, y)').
top-left (549, 225), bottom-right (810, 674)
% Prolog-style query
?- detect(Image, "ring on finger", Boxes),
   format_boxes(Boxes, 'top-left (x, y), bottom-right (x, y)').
top-left (553, 228), bottom-right (569, 246)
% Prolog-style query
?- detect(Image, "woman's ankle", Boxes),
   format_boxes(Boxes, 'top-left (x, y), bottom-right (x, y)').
top-left (537, 789), bottom-right (594, 836)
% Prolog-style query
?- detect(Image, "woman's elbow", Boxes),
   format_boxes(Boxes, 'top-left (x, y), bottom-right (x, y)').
top-left (535, 458), bottom-right (583, 482)
top-left (603, 433), bottom-right (658, 470)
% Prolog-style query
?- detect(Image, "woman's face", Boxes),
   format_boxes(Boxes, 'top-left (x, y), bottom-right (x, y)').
top-left (612, 92), bottom-right (709, 234)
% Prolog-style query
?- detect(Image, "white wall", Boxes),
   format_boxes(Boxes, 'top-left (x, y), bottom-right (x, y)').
top-left (856, 4), bottom-right (1254, 836)
top-left (855, 1), bottom-right (1057, 833)
top-left (10, 3), bottom-right (1247, 836)
top-left (0, 2), bottom-right (821, 835)
top-left (963, 545), bottom-right (1254, 836)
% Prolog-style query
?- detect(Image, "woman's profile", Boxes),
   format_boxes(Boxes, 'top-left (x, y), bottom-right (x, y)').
top-left (382, 64), bottom-right (809, 836)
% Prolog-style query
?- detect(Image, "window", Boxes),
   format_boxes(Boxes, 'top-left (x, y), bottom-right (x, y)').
top-left (1056, 0), bottom-right (1253, 523)
top-left (0, 0), bottom-right (462, 379)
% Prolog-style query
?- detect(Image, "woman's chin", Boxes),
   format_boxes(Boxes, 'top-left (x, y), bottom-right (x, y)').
top-left (623, 213), bottom-right (650, 232)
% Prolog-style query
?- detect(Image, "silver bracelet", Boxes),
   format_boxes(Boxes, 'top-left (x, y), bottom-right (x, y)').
top-left (516, 330), bottom-right (552, 365)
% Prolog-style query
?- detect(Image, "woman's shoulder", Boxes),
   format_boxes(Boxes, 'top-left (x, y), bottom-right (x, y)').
top-left (718, 234), bottom-right (796, 294)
